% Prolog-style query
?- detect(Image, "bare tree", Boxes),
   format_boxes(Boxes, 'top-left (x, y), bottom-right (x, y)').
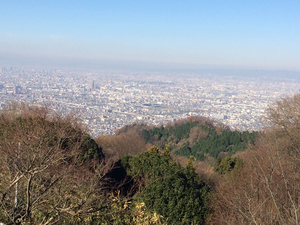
top-left (212, 94), bottom-right (300, 225)
top-left (0, 103), bottom-right (113, 224)
top-left (95, 132), bottom-right (147, 159)
top-left (265, 94), bottom-right (300, 166)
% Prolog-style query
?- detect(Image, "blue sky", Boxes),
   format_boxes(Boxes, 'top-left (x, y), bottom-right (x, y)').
top-left (1, 1), bottom-right (300, 71)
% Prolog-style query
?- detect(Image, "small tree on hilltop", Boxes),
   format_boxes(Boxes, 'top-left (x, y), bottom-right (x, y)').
top-left (148, 145), bottom-right (159, 154)
top-left (163, 147), bottom-right (170, 157)
top-left (186, 155), bottom-right (196, 173)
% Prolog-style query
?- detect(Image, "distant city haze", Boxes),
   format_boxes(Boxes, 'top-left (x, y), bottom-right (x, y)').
top-left (1, 1), bottom-right (300, 136)
top-left (1, 1), bottom-right (300, 71)
top-left (1, 66), bottom-right (299, 137)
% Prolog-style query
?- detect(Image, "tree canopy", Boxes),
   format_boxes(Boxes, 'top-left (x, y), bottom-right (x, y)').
top-left (0, 104), bottom-right (107, 224)
top-left (121, 147), bottom-right (211, 224)
top-left (140, 118), bottom-right (257, 161)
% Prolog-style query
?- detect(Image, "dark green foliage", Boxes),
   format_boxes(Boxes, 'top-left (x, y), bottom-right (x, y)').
top-left (186, 156), bottom-right (196, 174)
top-left (121, 151), bottom-right (211, 224)
top-left (215, 156), bottom-right (244, 174)
top-left (175, 126), bottom-right (257, 160)
top-left (171, 121), bottom-right (199, 140)
top-left (81, 134), bottom-right (104, 161)
top-left (142, 121), bottom-right (199, 144)
top-left (141, 120), bottom-right (257, 162)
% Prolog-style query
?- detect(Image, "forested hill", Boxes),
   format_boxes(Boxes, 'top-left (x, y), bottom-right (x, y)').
top-left (117, 116), bottom-right (257, 161)
top-left (3, 94), bottom-right (300, 224)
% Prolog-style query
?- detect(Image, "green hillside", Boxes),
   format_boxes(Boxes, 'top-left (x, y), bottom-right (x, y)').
top-left (139, 117), bottom-right (257, 161)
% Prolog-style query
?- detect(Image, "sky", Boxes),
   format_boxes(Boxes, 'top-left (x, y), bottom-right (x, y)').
top-left (0, 1), bottom-right (300, 71)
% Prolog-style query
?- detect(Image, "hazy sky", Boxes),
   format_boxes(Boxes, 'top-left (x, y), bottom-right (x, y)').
top-left (1, 1), bottom-right (300, 71)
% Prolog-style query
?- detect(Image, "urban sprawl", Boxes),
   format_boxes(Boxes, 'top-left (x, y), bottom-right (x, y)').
top-left (1, 66), bottom-right (299, 137)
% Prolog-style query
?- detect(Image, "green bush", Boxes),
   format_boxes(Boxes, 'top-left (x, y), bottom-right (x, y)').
top-left (121, 150), bottom-right (211, 224)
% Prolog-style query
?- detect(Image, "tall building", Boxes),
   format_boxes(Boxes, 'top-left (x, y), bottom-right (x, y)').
top-left (91, 80), bottom-right (95, 91)
top-left (13, 85), bottom-right (19, 94)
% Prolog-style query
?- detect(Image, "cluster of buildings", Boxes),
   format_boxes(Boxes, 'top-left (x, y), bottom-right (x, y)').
top-left (0, 66), bottom-right (299, 137)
